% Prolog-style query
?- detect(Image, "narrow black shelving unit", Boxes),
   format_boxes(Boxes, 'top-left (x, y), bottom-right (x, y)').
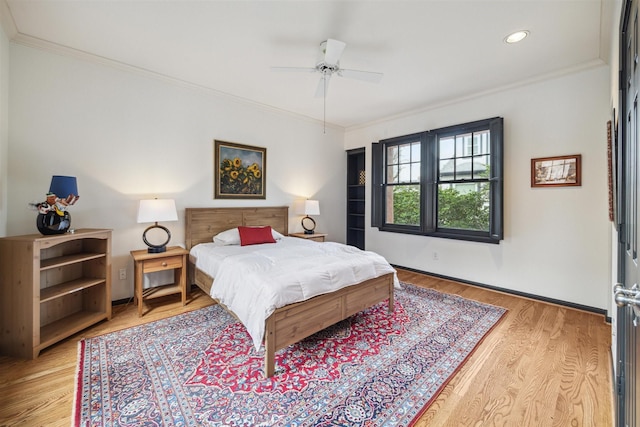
top-left (347, 148), bottom-right (365, 250)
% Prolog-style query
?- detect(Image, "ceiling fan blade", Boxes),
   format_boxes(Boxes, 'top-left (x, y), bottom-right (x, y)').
top-left (314, 73), bottom-right (332, 98)
top-left (323, 39), bottom-right (346, 65)
top-left (271, 66), bottom-right (317, 73)
top-left (338, 68), bottom-right (384, 83)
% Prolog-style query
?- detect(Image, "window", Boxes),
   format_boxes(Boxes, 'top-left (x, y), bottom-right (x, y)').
top-left (372, 117), bottom-right (503, 243)
top-left (384, 134), bottom-right (423, 227)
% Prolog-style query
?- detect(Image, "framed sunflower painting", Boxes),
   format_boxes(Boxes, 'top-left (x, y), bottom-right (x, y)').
top-left (214, 140), bottom-right (266, 199)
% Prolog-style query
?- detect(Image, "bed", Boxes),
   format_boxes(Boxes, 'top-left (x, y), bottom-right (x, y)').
top-left (185, 206), bottom-right (397, 377)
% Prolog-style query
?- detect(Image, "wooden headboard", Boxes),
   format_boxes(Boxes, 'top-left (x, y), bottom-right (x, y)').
top-left (185, 206), bottom-right (289, 250)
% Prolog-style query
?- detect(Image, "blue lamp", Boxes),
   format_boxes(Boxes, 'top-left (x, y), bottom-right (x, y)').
top-left (49, 175), bottom-right (79, 201)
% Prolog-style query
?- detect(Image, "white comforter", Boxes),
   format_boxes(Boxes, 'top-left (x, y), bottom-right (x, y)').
top-left (190, 236), bottom-right (399, 350)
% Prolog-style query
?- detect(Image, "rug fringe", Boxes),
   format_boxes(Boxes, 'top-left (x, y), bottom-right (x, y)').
top-left (71, 339), bottom-right (86, 427)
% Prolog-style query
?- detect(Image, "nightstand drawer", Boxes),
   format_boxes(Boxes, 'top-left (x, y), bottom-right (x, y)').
top-left (143, 255), bottom-right (183, 273)
top-left (289, 232), bottom-right (327, 242)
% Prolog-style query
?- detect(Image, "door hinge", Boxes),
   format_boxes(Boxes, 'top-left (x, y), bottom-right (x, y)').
top-left (617, 374), bottom-right (624, 396)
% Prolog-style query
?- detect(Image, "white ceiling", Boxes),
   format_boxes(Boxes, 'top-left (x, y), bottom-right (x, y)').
top-left (2, 0), bottom-right (613, 129)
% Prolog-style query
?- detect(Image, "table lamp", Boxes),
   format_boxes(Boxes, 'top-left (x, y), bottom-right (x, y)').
top-left (301, 199), bottom-right (320, 234)
top-left (34, 175), bottom-right (79, 235)
top-left (137, 199), bottom-right (178, 253)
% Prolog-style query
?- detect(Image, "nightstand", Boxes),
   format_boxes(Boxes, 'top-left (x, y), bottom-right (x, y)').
top-left (289, 232), bottom-right (327, 242)
top-left (130, 246), bottom-right (189, 317)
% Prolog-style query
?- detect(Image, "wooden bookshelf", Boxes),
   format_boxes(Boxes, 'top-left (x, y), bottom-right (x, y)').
top-left (0, 229), bottom-right (112, 359)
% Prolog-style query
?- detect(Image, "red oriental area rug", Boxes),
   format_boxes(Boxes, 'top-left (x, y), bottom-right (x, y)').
top-left (73, 283), bottom-right (506, 426)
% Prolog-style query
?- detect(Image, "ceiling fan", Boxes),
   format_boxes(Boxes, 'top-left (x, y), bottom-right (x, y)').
top-left (272, 39), bottom-right (383, 132)
top-left (272, 39), bottom-right (383, 98)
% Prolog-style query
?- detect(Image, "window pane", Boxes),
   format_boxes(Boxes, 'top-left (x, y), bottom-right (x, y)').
top-left (398, 164), bottom-right (411, 183)
top-left (387, 146), bottom-right (398, 164)
top-left (456, 133), bottom-right (472, 157)
top-left (474, 130), bottom-right (490, 155)
top-left (455, 158), bottom-right (472, 179)
top-left (437, 182), bottom-right (490, 231)
top-left (439, 137), bottom-right (455, 159)
top-left (387, 165), bottom-right (397, 183)
top-left (398, 144), bottom-right (412, 163)
top-left (411, 162), bottom-right (421, 181)
top-left (386, 185), bottom-right (420, 225)
top-left (473, 155), bottom-right (490, 178)
top-left (411, 143), bottom-right (421, 161)
top-left (439, 159), bottom-right (454, 181)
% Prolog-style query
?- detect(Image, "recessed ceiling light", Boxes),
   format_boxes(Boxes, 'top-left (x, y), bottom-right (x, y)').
top-left (505, 30), bottom-right (529, 44)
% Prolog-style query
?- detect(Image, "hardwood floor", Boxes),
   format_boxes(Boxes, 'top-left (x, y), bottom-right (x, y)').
top-left (401, 270), bottom-right (613, 427)
top-left (0, 269), bottom-right (613, 426)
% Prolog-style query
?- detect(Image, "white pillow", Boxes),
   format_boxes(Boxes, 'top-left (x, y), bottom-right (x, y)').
top-left (213, 227), bottom-right (285, 245)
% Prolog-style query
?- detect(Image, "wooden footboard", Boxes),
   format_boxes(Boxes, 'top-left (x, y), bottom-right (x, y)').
top-left (189, 260), bottom-right (394, 377)
top-left (263, 272), bottom-right (395, 377)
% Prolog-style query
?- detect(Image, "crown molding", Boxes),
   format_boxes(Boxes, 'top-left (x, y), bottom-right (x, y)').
top-left (0, 0), bottom-right (17, 39)
top-left (10, 31), bottom-right (344, 133)
top-left (346, 58), bottom-right (607, 133)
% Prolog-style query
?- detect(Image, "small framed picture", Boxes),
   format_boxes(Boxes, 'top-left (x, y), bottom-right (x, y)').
top-left (531, 154), bottom-right (581, 187)
top-left (214, 140), bottom-right (266, 199)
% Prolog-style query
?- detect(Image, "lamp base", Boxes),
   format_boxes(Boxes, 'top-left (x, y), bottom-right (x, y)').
top-left (37, 211), bottom-right (71, 235)
top-left (142, 224), bottom-right (171, 253)
top-left (301, 215), bottom-right (316, 235)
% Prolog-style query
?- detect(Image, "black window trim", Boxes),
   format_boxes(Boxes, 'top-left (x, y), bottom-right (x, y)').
top-left (371, 117), bottom-right (504, 244)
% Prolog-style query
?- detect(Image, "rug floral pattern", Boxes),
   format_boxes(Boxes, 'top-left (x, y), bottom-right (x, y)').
top-left (75, 283), bottom-right (506, 426)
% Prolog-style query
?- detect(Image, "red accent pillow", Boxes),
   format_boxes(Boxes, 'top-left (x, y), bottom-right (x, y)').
top-left (238, 226), bottom-right (277, 246)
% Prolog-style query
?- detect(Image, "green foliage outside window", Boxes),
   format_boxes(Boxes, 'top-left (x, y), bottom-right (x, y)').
top-left (437, 184), bottom-right (490, 231)
top-left (391, 183), bottom-right (490, 231)
top-left (392, 186), bottom-right (420, 225)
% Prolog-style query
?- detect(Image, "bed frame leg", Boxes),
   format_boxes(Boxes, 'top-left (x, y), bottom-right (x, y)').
top-left (264, 317), bottom-right (275, 378)
top-left (388, 283), bottom-right (395, 313)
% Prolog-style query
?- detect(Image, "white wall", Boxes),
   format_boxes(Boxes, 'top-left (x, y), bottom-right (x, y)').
top-left (7, 43), bottom-right (347, 300)
top-left (5, 40), bottom-right (614, 312)
top-left (0, 19), bottom-right (9, 236)
top-left (346, 65), bottom-right (612, 312)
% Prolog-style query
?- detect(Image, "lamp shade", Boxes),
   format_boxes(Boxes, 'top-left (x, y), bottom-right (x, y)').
top-left (49, 175), bottom-right (78, 198)
top-left (137, 199), bottom-right (178, 223)
top-left (304, 200), bottom-right (320, 216)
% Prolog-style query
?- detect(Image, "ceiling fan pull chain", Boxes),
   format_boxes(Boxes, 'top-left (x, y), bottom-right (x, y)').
top-left (323, 70), bottom-right (327, 134)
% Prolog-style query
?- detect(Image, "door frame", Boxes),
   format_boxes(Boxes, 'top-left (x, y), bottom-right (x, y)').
top-left (617, 0), bottom-right (636, 424)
